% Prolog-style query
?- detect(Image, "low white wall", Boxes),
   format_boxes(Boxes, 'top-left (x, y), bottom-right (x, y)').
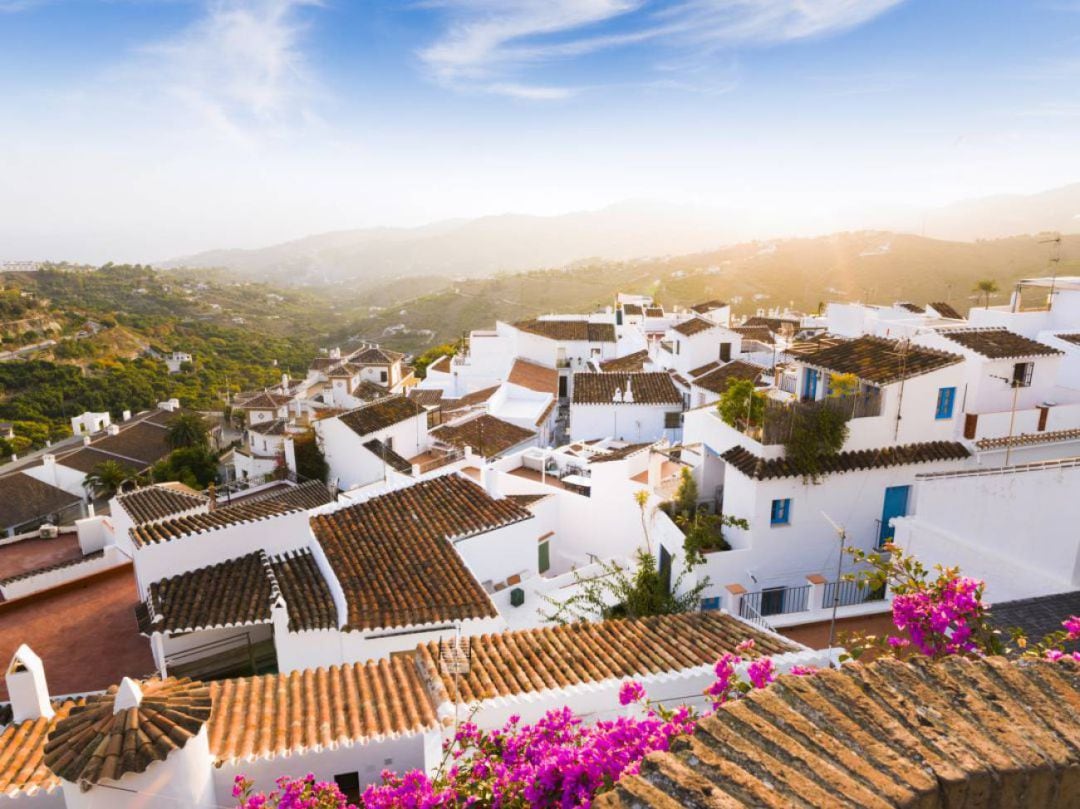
top-left (0, 545), bottom-right (126, 601)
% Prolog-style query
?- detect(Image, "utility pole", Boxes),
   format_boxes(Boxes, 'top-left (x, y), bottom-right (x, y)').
top-left (821, 511), bottom-right (847, 657)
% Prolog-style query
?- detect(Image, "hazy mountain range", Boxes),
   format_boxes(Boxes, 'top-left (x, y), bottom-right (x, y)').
top-left (165, 183), bottom-right (1080, 286)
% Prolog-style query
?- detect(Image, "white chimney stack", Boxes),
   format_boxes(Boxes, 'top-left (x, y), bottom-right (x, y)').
top-left (623, 379), bottom-right (634, 403)
top-left (7, 645), bottom-right (53, 723)
top-left (480, 465), bottom-right (503, 499)
top-left (113, 677), bottom-right (143, 714)
top-left (106, 424), bottom-right (120, 436)
top-left (122, 410), bottom-right (131, 422)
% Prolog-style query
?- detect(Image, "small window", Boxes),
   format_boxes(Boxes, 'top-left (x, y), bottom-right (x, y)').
top-left (538, 540), bottom-right (550, 574)
top-left (770, 498), bottom-right (791, 526)
top-left (719, 342), bottom-right (731, 362)
top-left (701, 596), bottom-right (720, 611)
top-left (380, 370), bottom-right (388, 383)
top-left (1012, 362), bottom-right (1034, 387)
top-left (935, 387), bottom-right (956, 420)
top-left (664, 411), bottom-right (682, 429)
top-left (334, 772), bottom-right (361, 805)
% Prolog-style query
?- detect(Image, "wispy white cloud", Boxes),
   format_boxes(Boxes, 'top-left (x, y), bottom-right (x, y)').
top-left (0, 0), bottom-right (48, 11)
top-left (419, 0), bottom-right (906, 98)
top-left (136, 0), bottom-right (322, 139)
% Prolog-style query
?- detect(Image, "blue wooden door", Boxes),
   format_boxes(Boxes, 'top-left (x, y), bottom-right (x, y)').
top-left (879, 485), bottom-right (910, 545)
top-left (803, 368), bottom-right (819, 400)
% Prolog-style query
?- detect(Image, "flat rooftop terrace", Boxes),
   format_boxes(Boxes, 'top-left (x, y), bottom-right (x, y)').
top-left (0, 564), bottom-right (154, 699)
top-left (0, 533), bottom-right (84, 585)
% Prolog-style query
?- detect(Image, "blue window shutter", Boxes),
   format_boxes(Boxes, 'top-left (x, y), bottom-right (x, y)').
top-left (936, 387), bottom-right (956, 420)
top-left (771, 498), bottom-right (790, 525)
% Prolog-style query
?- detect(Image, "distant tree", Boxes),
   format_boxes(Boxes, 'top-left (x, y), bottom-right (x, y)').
top-left (293, 431), bottom-right (329, 483)
top-left (166, 411), bottom-right (209, 449)
top-left (974, 279), bottom-right (999, 309)
top-left (84, 460), bottom-right (135, 499)
top-left (151, 446), bottom-right (218, 489)
top-left (413, 342), bottom-right (458, 379)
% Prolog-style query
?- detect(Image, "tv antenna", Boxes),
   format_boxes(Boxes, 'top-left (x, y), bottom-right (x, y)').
top-left (1038, 232), bottom-right (1062, 302)
top-left (820, 511), bottom-right (847, 659)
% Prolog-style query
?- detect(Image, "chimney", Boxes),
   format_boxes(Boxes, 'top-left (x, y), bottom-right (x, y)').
top-left (82, 435), bottom-right (92, 446)
top-left (624, 379), bottom-right (634, 403)
top-left (41, 454), bottom-right (57, 487)
top-left (480, 465), bottom-right (503, 499)
top-left (612, 387), bottom-right (623, 403)
top-left (281, 373), bottom-right (290, 392)
top-left (106, 423), bottom-right (120, 436)
top-left (122, 409), bottom-right (132, 422)
top-left (113, 677), bottom-right (143, 713)
top-left (207, 483), bottom-right (217, 511)
top-left (7, 645), bottom-right (53, 723)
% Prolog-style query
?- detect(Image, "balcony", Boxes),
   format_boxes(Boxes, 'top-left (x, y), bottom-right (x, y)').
top-left (734, 576), bottom-right (887, 629)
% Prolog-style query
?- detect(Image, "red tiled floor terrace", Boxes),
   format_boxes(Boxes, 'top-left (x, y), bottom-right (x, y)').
top-left (0, 534), bottom-right (84, 584)
top-left (0, 564), bottom-right (154, 699)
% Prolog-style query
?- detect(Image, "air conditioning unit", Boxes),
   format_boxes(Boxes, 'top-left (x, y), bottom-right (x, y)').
top-left (39, 523), bottom-right (58, 539)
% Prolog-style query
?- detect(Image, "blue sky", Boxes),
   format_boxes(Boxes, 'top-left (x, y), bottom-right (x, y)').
top-left (1, 0), bottom-right (1079, 262)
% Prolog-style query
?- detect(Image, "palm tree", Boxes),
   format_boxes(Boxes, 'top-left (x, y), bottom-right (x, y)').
top-left (84, 460), bottom-right (134, 499)
top-left (974, 279), bottom-right (999, 309)
top-left (166, 411), bottom-right (209, 449)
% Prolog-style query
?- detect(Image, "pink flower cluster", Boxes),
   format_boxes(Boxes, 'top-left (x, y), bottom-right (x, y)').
top-left (233, 774), bottom-right (355, 809)
top-left (889, 574), bottom-right (985, 657)
top-left (362, 706), bottom-right (695, 808)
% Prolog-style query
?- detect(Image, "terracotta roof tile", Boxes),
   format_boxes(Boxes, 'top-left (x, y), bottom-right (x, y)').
top-left (688, 361), bottom-right (720, 377)
top-left (116, 485), bottom-right (208, 525)
top-left (598, 657), bottom-right (1080, 808)
top-left (44, 678), bottom-right (212, 788)
top-left (208, 658), bottom-right (438, 764)
top-left (644, 307), bottom-right (664, 317)
top-left (621, 303), bottom-right (643, 316)
top-left (730, 325), bottom-right (775, 344)
top-left (338, 396), bottom-right (424, 437)
top-left (51, 447), bottom-right (139, 475)
top-left (990, 592), bottom-right (1080, 655)
top-left (0, 698), bottom-right (85, 797)
top-left (929, 301), bottom-right (964, 319)
top-left (247, 418), bottom-right (289, 435)
top-left (239, 480), bottom-right (335, 511)
top-left (0, 474), bottom-right (83, 531)
top-left (600, 350), bottom-right (649, 373)
top-left (310, 475), bottom-right (529, 631)
top-left (722, 441), bottom-right (971, 480)
top-left (897, 301), bottom-right (926, 313)
top-left (591, 442), bottom-right (653, 463)
top-left (938, 327), bottom-right (1063, 359)
top-left (408, 388), bottom-right (445, 407)
top-left (431, 415), bottom-right (536, 458)
top-left (86, 421), bottom-right (173, 467)
top-left (269, 549), bottom-right (339, 631)
top-left (514, 319), bottom-right (616, 342)
top-left (692, 360), bottom-right (765, 394)
top-left (353, 346), bottom-right (404, 365)
top-left (507, 359), bottom-right (558, 394)
top-left (572, 372), bottom-right (682, 405)
top-left (671, 317), bottom-right (717, 337)
top-left (364, 438), bottom-right (415, 474)
top-left (235, 391), bottom-right (293, 410)
top-left (418, 612), bottom-right (798, 703)
top-left (798, 335), bottom-right (962, 384)
top-left (690, 300), bottom-right (727, 313)
top-left (1055, 332), bottom-right (1080, 346)
top-left (130, 499), bottom-right (301, 547)
top-left (743, 316), bottom-right (800, 335)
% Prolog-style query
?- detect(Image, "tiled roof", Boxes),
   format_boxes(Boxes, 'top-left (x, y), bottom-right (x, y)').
top-left (441, 386), bottom-right (500, 420)
top-left (730, 325), bottom-right (775, 344)
top-left (690, 300), bottom-right (727, 313)
top-left (0, 698), bottom-right (85, 797)
top-left (784, 333), bottom-right (848, 357)
top-left (722, 441), bottom-right (971, 480)
top-left (514, 319), bottom-right (616, 343)
top-left (115, 485), bottom-right (207, 525)
top-left (44, 677), bottom-right (212, 787)
top-left (572, 372), bottom-right (682, 405)
top-left (598, 657), bottom-right (1080, 809)
top-left (692, 360), bottom-right (765, 395)
top-left (0, 550), bottom-right (104, 587)
top-left (235, 391), bottom-right (293, 410)
top-left (147, 548), bottom-right (337, 633)
top-left (644, 307), bottom-right (664, 317)
top-left (247, 418), bottom-right (289, 435)
top-left (427, 355), bottom-right (452, 374)
top-left (938, 327), bottom-right (1063, 359)
top-left (89, 421), bottom-right (173, 466)
top-left (0, 474), bottom-right (83, 531)
top-left (352, 380), bottom-right (392, 402)
top-left (505, 493), bottom-right (550, 506)
top-left (989, 591), bottom-right (1080, 655)
top-left (327, 362), bottom-right (362, 376)
top-left (310, 475), bottom-right (528, 631)
top-left (364, 438), bottom-right (414, 474)
top-left (1055, 332), bottom-right (1080, 346)
top-left (896, 301), bottom-right (926, 313)
top-left (671, 317), bottom-right (717, 337)
top-left (338, 396), bottom-right (423, 437)
top-left (975, 427), bottom-right (1080, 451)
top-left (929, 301), bottom-right (964, 319)
top-left (535, 399), bottom-right (557, 427)
top-left (431, 415), bottom-right (535, 458)
top-left (148, 551), bottom-right (274, 632)
top-left (229, 480), bottom-right (335, 511)
top-left (208, 658), bottom-right (439, 764)
top-left (353, 346), bottom-right (404, 365)
top-left (507, 358), bottom-right (558, 394)
top-left (51, 447), bottom-right (135, 475)
top-left (591, 442), bottom-right (653, 463)
top-left (621, 303), bottom-right (643, 316)
top-left (743, 315), bottom-right (799, 335)
top-left (797, 335), bottom-right (962, 384)
top-left (408, 388), bottom-right (445, 407)
top-left (418, 612), bottom-right (798, 704)
top-left (130, 499), bottom-right (300, 547)
top-left (688, 361), bottom-right (720, 377)
top-left (600, 350), bottom-right (649, 373)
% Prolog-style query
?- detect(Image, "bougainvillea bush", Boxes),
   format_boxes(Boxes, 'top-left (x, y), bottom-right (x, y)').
top-left (236, 546), bottom-right (1080, 809)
